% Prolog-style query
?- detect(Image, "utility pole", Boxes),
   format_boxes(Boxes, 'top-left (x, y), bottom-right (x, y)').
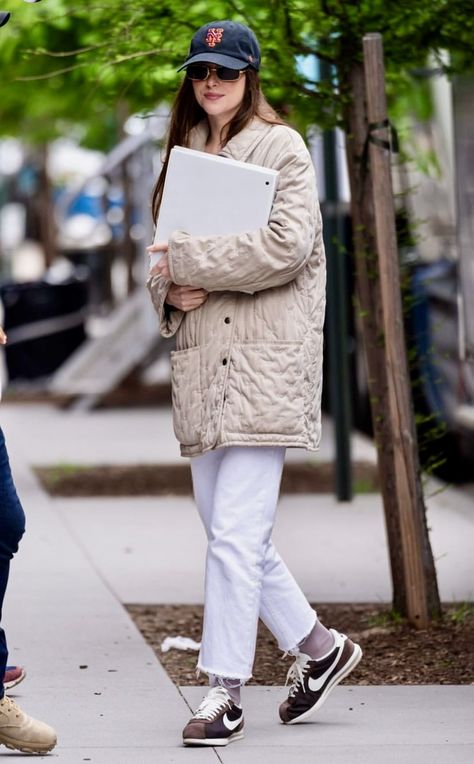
top-left (320, 59), bottom-right (352, 502)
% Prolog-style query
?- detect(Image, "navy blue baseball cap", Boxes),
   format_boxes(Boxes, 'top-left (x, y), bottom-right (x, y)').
top-left (178, 20), bottom-right (261, 72)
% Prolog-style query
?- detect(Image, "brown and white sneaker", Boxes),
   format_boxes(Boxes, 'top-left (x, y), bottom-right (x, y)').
top-left (279, 629), bottom-right (362, 724)
top-left (0, 694), bottom-right (57, 754)
top-left (3, 666), bottom-right (26, 691)
top-left (182, 687), bottom-right (244, 746)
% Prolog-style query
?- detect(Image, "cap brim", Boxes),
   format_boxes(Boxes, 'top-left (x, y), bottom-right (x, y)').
top-left (177, 52), bottom-right (249, 72)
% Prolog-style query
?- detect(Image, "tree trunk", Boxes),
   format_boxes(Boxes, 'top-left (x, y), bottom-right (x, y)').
top-left (36, 144), bottom-right (56, 268)
top-left (338, 56), bottom-right (441, 625)
top-left (121, 160), bottom-right (136, 295)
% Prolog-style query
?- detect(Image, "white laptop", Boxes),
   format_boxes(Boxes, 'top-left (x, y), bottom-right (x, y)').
top-left (151, 146), bottom-right (278, 265)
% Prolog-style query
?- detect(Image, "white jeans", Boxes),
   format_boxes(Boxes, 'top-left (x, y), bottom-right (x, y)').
top-left (190, 446), bottom-right (317, 681)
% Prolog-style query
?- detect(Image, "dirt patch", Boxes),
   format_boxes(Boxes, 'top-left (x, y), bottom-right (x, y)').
top-left (35, 460), bottom-right (379, 497)
top-left (3, 382), bottom-right (173, 409)
top-left (126, 602), bottom-right (474, 686)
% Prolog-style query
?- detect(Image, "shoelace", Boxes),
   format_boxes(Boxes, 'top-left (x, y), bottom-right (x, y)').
top-left (285, 655), bottom-right (310, 698)
top-left (0, 695), bottom-right (21, 718)
top-left (193, 687), bottom-right (232, 721)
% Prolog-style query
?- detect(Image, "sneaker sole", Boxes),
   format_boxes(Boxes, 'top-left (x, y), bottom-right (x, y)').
top-left (3, 669), bottom-right (27, 691)
top-left (0, 737), bottom-right (57, 754)
top-left (285, 644), bottom-right (363, 725)
top-left (183, 730), bottom-right (244, 746)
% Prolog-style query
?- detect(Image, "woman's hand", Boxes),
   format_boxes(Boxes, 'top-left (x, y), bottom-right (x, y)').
top-left (147, 241), bottom-right (207, 311)
top-left (147, 242), bottom-right (170, 278)
top-left (166, 284), bottom-right (209, 312)
top-left (0, 327), bottom-right (6, 345)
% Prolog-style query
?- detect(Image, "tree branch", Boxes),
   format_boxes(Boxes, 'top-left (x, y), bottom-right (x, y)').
top-left (24, 43), bottom-right (109, 58)
top-left (15, 48), bottom-right (162, 82)
top-left (225, 0), bottom-right (254, 26)
top-left (16, 61), bottom-right (91, 81)
top-left (280, 0), bottom-right (336, 63)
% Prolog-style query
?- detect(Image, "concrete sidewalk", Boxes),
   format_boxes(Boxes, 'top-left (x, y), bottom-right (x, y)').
top-left (1, 402), bottom-right (473, 762)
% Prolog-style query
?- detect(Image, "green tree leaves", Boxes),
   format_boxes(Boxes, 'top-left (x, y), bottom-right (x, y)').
top-left (0, 0), bottom-right (472, 147)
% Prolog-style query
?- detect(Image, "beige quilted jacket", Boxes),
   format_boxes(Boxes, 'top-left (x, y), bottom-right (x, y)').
top-left (147, 117), bottom-right (326, 457)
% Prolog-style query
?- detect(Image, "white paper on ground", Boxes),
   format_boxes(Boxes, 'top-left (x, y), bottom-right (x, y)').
top-left (161, 635), bottom-right (202, 653)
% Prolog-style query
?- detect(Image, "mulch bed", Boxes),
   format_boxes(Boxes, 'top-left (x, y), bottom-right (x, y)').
top-left (126, 602), bottom-right (474, 686)
top-left (35, 460), bottom-right (379, 496)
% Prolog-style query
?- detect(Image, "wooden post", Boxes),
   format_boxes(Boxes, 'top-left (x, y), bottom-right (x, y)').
top-left (362, 33), bottom-right (437, 628)
top-left (341, 61), bottom-right (409, 608)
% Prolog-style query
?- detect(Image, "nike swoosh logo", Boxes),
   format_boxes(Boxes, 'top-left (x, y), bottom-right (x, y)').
top-left (223, 712), bottom-right (242, 731)
top-left (308, 646), bottom-right (343, 693)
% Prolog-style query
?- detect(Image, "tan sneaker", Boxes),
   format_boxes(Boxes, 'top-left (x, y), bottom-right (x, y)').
top-left (0, 695), bottom-right (57, 754)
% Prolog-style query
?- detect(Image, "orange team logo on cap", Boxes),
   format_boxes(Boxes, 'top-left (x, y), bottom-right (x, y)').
top-left (205, 28), bottom-right (224, 47)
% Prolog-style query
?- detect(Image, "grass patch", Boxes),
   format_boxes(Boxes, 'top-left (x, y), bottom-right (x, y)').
top-left (367, 608), bottom-right (406, 628)
top-left (449, 601), bottom-right (474, 624)
top-left (41, 463), bottom-right (89, 485)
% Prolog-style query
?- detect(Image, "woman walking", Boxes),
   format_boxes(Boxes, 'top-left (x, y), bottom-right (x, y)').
top-left (147, 20), bottom-right (362, 746)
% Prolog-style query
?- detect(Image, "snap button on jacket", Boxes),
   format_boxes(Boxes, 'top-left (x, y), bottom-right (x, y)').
top-left (147, 118), bottom-right (326, 457)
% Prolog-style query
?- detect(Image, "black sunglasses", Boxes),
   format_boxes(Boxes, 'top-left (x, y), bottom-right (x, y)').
top-left (186, 64), bottom-right (247, 82)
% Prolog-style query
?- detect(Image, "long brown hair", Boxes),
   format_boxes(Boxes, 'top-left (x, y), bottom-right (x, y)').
top-left (151, 69), bottom-right (284, 221)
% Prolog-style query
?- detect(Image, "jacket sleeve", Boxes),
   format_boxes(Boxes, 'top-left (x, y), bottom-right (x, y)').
top-left (167, 141), bottom-right (319, 294)
top-left (146, 273), bottom-right (184, 338)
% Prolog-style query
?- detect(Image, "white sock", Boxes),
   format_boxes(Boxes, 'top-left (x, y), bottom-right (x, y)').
top-left (209, 675), bottom-right (242, 705)
top-left (298, 620), bottom-right (335, 660)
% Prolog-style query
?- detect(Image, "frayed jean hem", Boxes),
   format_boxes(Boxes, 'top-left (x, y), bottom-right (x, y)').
top-left (196, 663), bottom-right (251, 685)
top-left (277, 609), bottom-right (317, 655)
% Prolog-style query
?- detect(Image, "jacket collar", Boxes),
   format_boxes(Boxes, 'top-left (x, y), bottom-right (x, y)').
top-left (189, 118), bottom-right (274, 162)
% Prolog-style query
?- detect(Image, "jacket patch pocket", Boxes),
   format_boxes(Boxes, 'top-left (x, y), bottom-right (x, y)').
top-left (228, 342), bottom-right (304, 436)
top-left (170, 346), bottom-right (202, 447)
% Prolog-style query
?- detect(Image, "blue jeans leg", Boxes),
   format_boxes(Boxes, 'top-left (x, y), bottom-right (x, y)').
top-left (0, 427), bottom-right (26, 698)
